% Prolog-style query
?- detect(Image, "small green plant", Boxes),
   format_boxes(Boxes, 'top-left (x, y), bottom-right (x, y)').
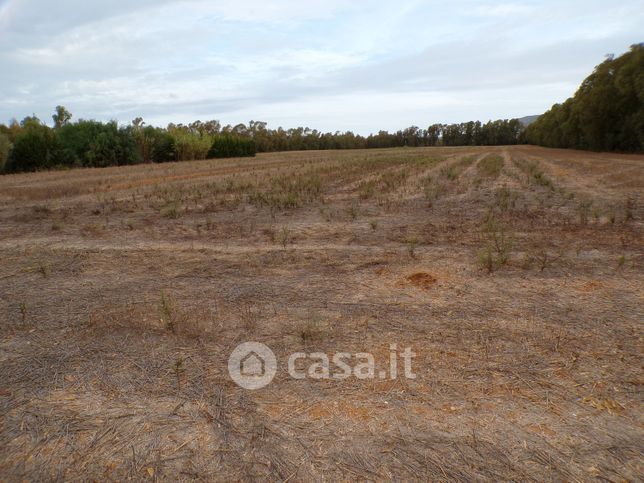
top-left (277, 226), bottom-right (291, 248)
top-left (345, 203), bottom-right (359, 221)
top-left (38, 261), bottom-right (50, 278)
top-left (440, 165), bottom-right (459, 181)
top-left (424, 182), bottom-right (445, 204)
top-left (358, 180), bottom-right (376, 199)
top-left (380, 169), bottom-right (409, 192)
top-left (477, 246), bottom-right (495, 273)
top-left (162, 201), bottom-right (180, 219)
top-left (477, 214), bottom-right (512, 272)
top-left (492, 186), bottom-right (517, 212)
top-left (160, 291), bottom-right (177, 334)
top-left (19, 302), bottom-right (27, 323)
top-left (406, 237), bottom-right (418, 259)
top-left (617, 255), bottom-right (626, 269)
top-left (576, 199), bottom-right (593, 225)
top-left (533, 171), bottom-right (553, 189)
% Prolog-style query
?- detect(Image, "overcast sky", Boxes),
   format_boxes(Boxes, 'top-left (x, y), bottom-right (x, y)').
top-left (0, 0), bottom-right (641, 133)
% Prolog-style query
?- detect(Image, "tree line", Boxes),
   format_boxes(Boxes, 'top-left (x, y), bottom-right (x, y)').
top-left (0, 111), bottom-right (524, 173)
top-left (0, 111), bottom-right (256, 173)
top-left (1, 45), bottom-right (640, 173)
top-left (523, 43), bottom-right (643, 152)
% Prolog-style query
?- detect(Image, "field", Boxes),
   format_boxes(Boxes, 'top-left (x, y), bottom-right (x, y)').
top-left (0, 145), bottom-right (642, 481)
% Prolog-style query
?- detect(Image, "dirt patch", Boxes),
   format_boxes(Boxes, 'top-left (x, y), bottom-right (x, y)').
top-left (406, 272), bottom-right (437, 289)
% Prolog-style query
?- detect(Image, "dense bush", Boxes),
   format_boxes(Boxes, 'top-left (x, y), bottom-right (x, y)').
top-left (6, 122), bottom-right (60, 172)
top-left (207, 135), bottom-right (256, 158)
top-left (57, 120), bottom-right (141, 167)
top-left (0, 133), bottom-right (10, 172)
top-left (136, 126), bottom-right (176, 163)
top-left (168, 128), bottom-right (213, 161)
top-left (524, 44), bottom-right (644, 152)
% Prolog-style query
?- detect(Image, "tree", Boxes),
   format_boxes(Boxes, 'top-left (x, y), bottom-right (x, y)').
top-left (52, 105), bottom-right (72, 129)
top-left (56, 120), bottom-right (141, 168)
top-left (207, 135), bottom-right (256, 158)
top-left (0, 132), bottom-right (11, 172)
top-left (524, 44), bottom-right (644, 153)
top-left (7, 121), bottom-right (60, 172)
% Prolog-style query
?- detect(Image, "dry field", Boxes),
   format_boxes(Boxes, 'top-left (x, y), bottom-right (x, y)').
top-left (0, 145), bottom-right (642, 481)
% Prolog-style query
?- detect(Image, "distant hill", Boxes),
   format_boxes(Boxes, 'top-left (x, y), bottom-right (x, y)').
top-left (518, 115), bottom-right (540, 126)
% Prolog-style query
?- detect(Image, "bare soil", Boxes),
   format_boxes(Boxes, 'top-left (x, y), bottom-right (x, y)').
top-left (0, 145), bottom-right (642, 481)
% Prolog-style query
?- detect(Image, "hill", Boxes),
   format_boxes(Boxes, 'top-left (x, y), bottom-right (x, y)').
top-left (518, 115), bottom-right (540, 126)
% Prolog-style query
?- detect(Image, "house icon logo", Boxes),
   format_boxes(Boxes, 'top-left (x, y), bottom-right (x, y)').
top-left (240, 351), bottom-right (265, 377)
top-left (228, 342), bottom-right (277, 389)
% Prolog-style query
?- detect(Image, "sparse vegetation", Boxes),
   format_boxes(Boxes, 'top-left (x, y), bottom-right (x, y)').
top-left (477, 154), bottom-right (504, 178)
top-left (295, 317), bottom-right (329, 345)
top-left (577, 199), bottom-right (593, 225)
top-left (249, 173), bottom-right (322, 210)
top-left (1, 145), bottom-right (642, 481)
top-left (477, 213), bottom-right (512, 272)
top-left (405, 237), bottom-right (418, 259)
top-left (513, 158), bottom-right (554, 189)
top-left (617, 255), bottom-right (626, 269)
top-left (492, 185), bottom-right (517, 212)
top-left (160, 291), bottom-right (177, 334)
top-left (277, 225), bottom-right (291, 248)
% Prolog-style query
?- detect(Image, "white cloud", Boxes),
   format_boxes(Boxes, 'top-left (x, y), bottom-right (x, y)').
top-left (469, 3), bottom-right (536, 17)
top-left (0, 0), bottom-right (642, 132)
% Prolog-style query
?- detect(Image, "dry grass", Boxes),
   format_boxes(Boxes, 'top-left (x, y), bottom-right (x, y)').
top-left (0, 145), bottom-right (643, 481)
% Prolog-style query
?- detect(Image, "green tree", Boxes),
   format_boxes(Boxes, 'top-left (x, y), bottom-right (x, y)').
top-left (0, 132), bottom-right (11, 172)
top-left (7, 121), bottom-right (60, 172)
top-left (52, 105), bottom-right (72, 129)
top-left (525, 44), bottom-right (644, 152)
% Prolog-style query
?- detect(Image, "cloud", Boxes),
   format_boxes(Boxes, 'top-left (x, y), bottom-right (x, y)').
top-left (468, 3), bottom-right (536, 17)
top-left (0, 0), bottom-right (642, 132)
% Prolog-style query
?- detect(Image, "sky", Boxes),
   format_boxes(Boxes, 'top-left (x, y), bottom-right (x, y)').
top-left (0, 0), bottom-right (642, 134)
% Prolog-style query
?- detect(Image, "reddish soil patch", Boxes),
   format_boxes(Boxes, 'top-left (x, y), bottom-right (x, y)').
top-left (406, 272), bottom-right (437, 289)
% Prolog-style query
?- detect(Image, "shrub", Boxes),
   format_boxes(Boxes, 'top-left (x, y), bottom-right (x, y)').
top-left (207, 135), bottom-right (256, 158)
top-left (7, 124), bottom-right (60, 172)
top-left (0, 132), bottom-right (10, 172)
top-left (130, 126), bottom-right (176, 163)
top-left (477, 214), bottom-right (512, 272)
top-left (170, 130), bottom-right (212, 161)
top-left (57, 121), bottom-right (141, 168)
